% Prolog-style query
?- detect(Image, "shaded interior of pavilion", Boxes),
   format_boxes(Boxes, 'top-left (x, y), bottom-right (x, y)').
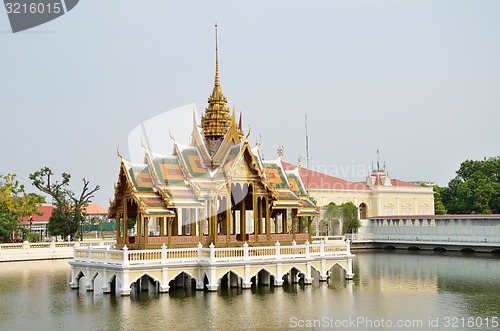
top-left (116, 182), bottom-right (315, 249)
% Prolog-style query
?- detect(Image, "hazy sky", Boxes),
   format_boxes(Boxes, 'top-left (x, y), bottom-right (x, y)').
top-left (1, 0), bottom-right (499, 207)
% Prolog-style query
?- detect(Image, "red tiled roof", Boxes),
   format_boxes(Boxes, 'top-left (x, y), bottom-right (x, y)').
top-left (281, 162), bottom-right (371, 191)
top-left (21, 205), bottom-right (54, 223)
top-left (83, 204), bottom-right (108, 214)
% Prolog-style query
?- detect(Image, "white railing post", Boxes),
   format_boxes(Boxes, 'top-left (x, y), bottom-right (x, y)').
top-left (50, 239), bottom-right (56, 250)
top-left (345, 239), bottom-right (351, 254)
top-left (161, 243), bottom-right (167, 263)
top-left (87, 245), bottom-right (92, 260)
top-left (73, 246), bottom-right (77, 260)
top-left (105, 245), bottom-right (109, 264)
top-left (122, 245), bottom-right (129, 266)
top-left (320, 239), bottom-right (325, 257)
top-left (305, 240), bottom-right (310, 258)
top-left (243, 241), bottom-right (249, 261)
top-left (209, 242), bottom-right (215, 261)
top-left (275, 241), bottom-right (281, 259)
top-left (197, 242), bottom-right (203, 262)
top-left (22, 240), bottom-right (30, 250)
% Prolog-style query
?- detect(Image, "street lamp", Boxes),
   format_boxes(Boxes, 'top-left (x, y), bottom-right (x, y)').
top-left (80, 218), bottom-right (84, 242)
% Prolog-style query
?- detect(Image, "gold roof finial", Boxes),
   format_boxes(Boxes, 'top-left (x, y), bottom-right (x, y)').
top-left (116, 145), bottom-right (122, 159)
top-left (202, 23), bottom-right (231, 140)
top-left (215, 23), bottom-right (220, 87)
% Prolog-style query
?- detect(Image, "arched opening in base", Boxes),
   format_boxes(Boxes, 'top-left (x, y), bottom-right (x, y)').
top-left (168, 272), bottom-right (196, 292)
top-left (220, 271), bottom-right (242, 290)
top-left (282, 267), bottom-right (305, 287)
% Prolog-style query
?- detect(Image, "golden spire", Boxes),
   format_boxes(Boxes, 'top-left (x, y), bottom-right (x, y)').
top-left (202, 23), bottom-right (231, 140)
top-left (214, 23), bottom-right (220, 87)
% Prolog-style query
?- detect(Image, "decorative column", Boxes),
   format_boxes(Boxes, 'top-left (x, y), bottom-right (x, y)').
top-left (137, 214), bottom-right (142, 241)
top-left (181, 208), bottom-right (186, 236)
top-left (144, 216), bottom-right (149, 247)
top-left (253, 186), bottom-right (258, 243)
top-left (116, 214), bottom-right (122, 245)
top-left (198, 208), bottom-right (203, 243)
top-left (265, 198), bottom-right (271, 242)
top-left (258, 197), bottom-right (263, 234)
top-left (122, 199), bottom-right (128, 245)
top-left (159, 217), bottom-right (164, 237)
top-left (172, 212), bottom-right (178, 236)
top-left (211, 198), bottom-right (218, 245)
top-left (226, 193), bottom-right (231, 245)
top-left (241, 196), bottom-right (246, 241)
top-left (307, 217), bottom-right (312, 238)
top-left (190, 210), bottom-right (197, 236)
top-left (167, 218), bottom-right (172, 247)
top-left (282, 210), bottom-right (287, 234)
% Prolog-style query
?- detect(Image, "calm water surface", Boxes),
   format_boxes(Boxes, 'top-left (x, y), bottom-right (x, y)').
top-left (1, 251), bottom-right (499, 331)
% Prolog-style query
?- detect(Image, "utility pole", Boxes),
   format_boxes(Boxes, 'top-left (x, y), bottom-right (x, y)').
top-left (305, 114), bottom-right (311, 189)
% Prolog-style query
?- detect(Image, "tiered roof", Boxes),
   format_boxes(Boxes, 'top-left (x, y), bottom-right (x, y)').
top-left (109, 124), bottom-right (318, 218)
top-left (109, 27), bottom-right (318, 219)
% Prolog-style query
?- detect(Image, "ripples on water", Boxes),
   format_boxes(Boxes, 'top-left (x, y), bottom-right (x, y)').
top-left (1, 251), bottom-right (499, 330)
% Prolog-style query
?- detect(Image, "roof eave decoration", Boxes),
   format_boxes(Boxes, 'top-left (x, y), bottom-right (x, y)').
top-left (190, 109), bottom-right (212, 162)
top-left (142, 143), bottom-right (164, 193)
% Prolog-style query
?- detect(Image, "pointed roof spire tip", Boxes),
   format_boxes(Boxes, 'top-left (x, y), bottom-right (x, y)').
top-left (214, 23), bottom-right (220, 87)
top-left (202, 23), bottom-right (231, 139)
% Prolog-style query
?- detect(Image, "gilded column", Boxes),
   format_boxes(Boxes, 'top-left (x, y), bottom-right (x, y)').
top-left (116, 213), bottom-right (121, 244)
top-left (241, 196), bottom-right (246, 241)
top-left (190, 210), bottom-right (197, 236)
top-left (137, 214), bottom-right (142, 239)
top-left (212, 198), bottom-right (218, 245)
top-left (144, 216), bottom-right (149, 247)
top-left (122, 199), bottom-right (127, 245)
top-left (167, 218), bottom-right (172, 247)
top-left (159, 217), bottom-right (164, 237)
top-left (265, 198), bottom-right (271, 242)
top-left (253, 186), bottom-right (258, 243)
top-left (307, 217), bottom-right (312, 240)
top-left (283, 210), bottom-right (287, 234)
top-left (198, 208), bottom-right (203, 244)
top-left (226, 194), bottom-right (231, 245)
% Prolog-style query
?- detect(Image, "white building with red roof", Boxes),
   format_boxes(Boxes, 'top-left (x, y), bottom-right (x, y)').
top-left (282, 162), bottom-right (434, 235)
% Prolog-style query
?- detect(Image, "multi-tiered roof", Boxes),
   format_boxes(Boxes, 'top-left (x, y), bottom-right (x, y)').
top-left (109, 27), bottom-right (318, 223)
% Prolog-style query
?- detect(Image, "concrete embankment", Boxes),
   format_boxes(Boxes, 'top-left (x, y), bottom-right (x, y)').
top-left (0, 240), bottom-right (115, 262)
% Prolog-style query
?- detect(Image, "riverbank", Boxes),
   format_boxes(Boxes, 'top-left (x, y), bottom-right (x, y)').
top-left (0, 239), bottom-right (115, 262)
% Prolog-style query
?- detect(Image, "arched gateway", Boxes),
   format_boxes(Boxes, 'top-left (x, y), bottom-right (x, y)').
top-left (69, 27), bottom-right (354, 295)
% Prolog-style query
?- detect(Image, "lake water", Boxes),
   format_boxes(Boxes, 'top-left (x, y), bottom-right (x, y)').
top-left (1, 250), bottom-right (499, 330)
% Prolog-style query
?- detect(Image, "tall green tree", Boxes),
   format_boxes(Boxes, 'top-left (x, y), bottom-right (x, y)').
top-left (433, 185), bottom-right (448, 215)
top-left (0, 174), bottom-right (44, 241)
top-left (443, 157), bottom-right (500, 214)
top-left (323, 202), bottom-right (361, 235)
top-left (30, 167), bottom-right (100, 240)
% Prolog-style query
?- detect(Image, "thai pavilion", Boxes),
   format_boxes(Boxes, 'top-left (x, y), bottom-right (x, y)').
top-left (109, 30), bottom-right (319, 249)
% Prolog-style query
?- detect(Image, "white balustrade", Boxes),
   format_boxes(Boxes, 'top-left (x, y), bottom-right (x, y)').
top-left (70, 240), bottom-right (351, 266)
